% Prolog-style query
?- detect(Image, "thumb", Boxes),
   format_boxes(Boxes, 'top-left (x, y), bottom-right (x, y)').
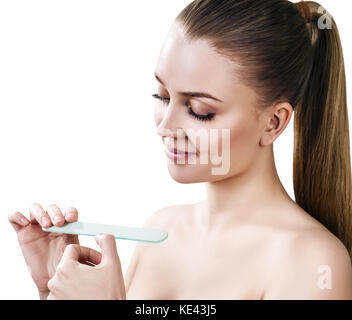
top-left (60, 244), bottom-right (102, 265)
top-left (95, 234), bottom-right (120, 265)
top-left (61, 244), bottom-right (81, 263)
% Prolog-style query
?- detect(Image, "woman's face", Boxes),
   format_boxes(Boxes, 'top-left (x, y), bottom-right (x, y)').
top-left (154, 23), bottom-right (268, 184)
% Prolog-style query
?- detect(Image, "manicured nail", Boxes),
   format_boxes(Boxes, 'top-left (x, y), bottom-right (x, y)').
top-left (20, 218), bottom-right (29, 226)
top-left (40, 216), bottom-right (50, 226)
top-left (66, 212), bottom-right (75, 219)
top-left (53, 215), bottom-right (61, 224)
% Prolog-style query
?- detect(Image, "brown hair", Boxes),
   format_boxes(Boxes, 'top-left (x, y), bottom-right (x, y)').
top-left (175, 0), bottom-right (352, 259)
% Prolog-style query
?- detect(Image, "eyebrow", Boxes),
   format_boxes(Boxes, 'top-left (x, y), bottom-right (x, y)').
top-left (154, 73), bottom-right (223, 103)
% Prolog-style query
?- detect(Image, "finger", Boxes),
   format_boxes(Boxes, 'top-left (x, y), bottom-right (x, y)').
top-left (46, 292), bottom-right (56, 300)
top-left (77, 246), bottom-right (102, 265)
top-left (80, 260), bottom-right (97, 267)
top-left (94, 234), bottom-right (120, 266)
top-left (61, 244), bottom-right (102, 265)
top-left (61, 244), bottom-right (80, 262)
top-left (66, 233), bottom-right (80, 246)
top-left (46, 204), bottom-right (65, 227)
top-left (64, 206), bottom-right (78, 223)
top-left (29, 202), bottom-right (51, 228)
top-left (8, 211), bottom-right (30, 232)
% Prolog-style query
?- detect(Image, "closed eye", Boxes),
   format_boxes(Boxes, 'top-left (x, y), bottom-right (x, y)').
top-left (152, 93), bottom-right (170, 104)
top-left (152, 93), bottom-right (215, 121)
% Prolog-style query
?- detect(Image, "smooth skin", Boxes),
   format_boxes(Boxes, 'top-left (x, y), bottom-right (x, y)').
top-left (8, 203), bottom-right (80, 299)
top-left (47, 235), bottom-right (125, 300)
top-left (125, 22), bottom-right (352, 299)
top-left (8, 203), bottom-right (126, 300)
top-left (9, 22), bottom-right (352, 299)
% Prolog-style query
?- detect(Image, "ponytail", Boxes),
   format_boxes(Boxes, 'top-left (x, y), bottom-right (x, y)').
top-left (176, 0), bottom-right (352, 260)
top-left (293, 1), bottom-right (352, 260)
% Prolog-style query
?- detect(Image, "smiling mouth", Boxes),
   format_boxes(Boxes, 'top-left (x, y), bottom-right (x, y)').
top-left (167, 147), bottom-right (197, 155)
top-left (166, 146), bottom-right (197, 155)
top-left (165, 146), bottom-right (198, 161)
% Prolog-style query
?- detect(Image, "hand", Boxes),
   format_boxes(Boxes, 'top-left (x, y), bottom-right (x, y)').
top-left (47, 234), bottom-right (126, 300)
top-left (8, 203), bottom-right (80, 299)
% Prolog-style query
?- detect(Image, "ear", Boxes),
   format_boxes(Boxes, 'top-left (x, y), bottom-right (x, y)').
top-left (259, 102), bottom-right (293, 147)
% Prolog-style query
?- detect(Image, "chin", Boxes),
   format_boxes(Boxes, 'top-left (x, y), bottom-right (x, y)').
top-left (167, 163), bottom-right (203, 183)
top-left (166, 163), bottom-right (226, 184)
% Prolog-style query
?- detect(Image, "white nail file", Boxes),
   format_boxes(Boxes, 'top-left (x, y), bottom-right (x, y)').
top-left (42, 221), bottom-right (168, 243)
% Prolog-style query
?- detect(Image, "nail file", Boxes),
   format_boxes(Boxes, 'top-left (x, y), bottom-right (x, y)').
top-left (42, 221), bottom-right (168, 243)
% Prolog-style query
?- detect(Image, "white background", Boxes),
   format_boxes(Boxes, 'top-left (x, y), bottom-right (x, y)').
top-left (0, 0), bottom-right (350, 299)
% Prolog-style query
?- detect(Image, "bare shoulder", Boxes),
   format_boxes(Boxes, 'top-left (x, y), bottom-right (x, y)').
top-left (264, 206), bottom-right (352, 299)
top-left (142, 203), bottom-right (195, 230)
top-left (125, 203), bottom-right (193, 294)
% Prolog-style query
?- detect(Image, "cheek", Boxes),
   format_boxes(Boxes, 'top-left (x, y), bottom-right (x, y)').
top-left (154, 104), bottom-right (164, 127)
top-left (228, 116), bottom-right (260, 166)
top-left (230, 120), bottom-right (256, 148)
top-left (211, 114), bottom-right (259, 160)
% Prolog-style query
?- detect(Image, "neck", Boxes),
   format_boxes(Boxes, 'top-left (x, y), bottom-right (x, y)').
top-left (198, 148), bottom-right (292, 231)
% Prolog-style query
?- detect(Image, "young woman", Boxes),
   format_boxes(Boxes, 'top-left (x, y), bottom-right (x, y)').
top-left (9, 0), bottom-right (352, 299)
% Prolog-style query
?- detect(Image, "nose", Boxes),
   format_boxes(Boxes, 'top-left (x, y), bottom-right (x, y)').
top-left (156, 102), bottom-right (186, 139)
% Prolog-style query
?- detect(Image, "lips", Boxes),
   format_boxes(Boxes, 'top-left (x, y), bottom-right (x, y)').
top-left (166, 146), bottom-right (197, 155)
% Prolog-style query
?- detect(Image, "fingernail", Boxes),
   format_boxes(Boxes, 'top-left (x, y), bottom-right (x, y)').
top-left (95, 234), bottom-right (102, 243)
top-left (20, 218), bottom-right (29, 226)
top-left (53, 215), bottom-right (61, 224)
top-left (66, 212), bottom-right (75, 219)
top-left (40, 216), bottom-right (50, 226)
